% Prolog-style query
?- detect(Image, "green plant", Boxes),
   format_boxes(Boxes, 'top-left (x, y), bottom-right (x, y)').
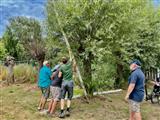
top-left (14, 64), bottom-right (37, 83)
top-left (0, 41), bottom-right (7, 60)
top-left (46, 0), bottom-right (160, 94)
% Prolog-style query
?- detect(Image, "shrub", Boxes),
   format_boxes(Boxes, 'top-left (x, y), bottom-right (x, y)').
top-left (92, 63), bottom-right (116, 92)
top-left (0, 65), bottom-right (8, 81)
top-left (14, 64), bottom-right (38, 83)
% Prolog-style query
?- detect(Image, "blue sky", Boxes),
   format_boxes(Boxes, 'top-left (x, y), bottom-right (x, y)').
top-left (154, 0), bottom-right (160, 7)
top-left (0, 0), bottom-right (46, 37)
top-left (0, 0), bottom-right (160, 37)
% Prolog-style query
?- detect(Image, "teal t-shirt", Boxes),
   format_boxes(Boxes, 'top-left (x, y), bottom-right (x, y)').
top-left (60, 62), bottom-right (73, 81)
top-left (38, 66), bottom-right (51, 88)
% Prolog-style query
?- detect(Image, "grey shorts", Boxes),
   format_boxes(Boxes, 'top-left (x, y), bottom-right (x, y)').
top-left (50, 86), bottom-right (61, 101)
top-left (40, 87), bottom-right (50, 99)
top-left (61, 80), bottom-right (74, 100)
top-left (129, 99), bottom-right (141, 113)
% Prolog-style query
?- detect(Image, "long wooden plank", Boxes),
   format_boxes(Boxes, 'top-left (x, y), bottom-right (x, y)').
top-left (53, 2), bottom-right (88, 98)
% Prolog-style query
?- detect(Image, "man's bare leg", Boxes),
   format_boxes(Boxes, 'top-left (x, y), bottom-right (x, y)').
top-left (66, 100), bottom-right (71, 116)
top-left (129, 112), bottom-right (135, 120)
top-left (50, 100), bottom-right (58, 114)
top-left (67, 100), bottom-right (71, 108)
top-left (61, 99), bottom-right (65, 110)
top-left (59, 99), bottom-right (65, 118)
top-left (134, 112), bottom-right (142, 120)
top-left (41, 97), bottom-right (47, 110)
top-left (48, 100), bottom-right (54, 112)
top-left (38, 96), bottom-right (43, 110)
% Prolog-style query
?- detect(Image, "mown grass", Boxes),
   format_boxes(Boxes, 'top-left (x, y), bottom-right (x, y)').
top-left (0, 84), bottom-right (160, 120)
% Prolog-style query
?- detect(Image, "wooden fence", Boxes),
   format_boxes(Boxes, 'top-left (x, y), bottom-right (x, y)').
top-left (145, 67), bottom-right (160, 81)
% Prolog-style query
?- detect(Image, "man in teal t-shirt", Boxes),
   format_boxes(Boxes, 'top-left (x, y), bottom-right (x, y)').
top-left (58, 57), bottom-right (76, 118)
top-left (38, 61), bottom-right (51, 111)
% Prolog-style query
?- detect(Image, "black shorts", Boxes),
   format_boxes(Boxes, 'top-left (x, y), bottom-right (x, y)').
top-left (61, 80), bottom-right (74, 100)
top-left (40, 87), bottom-right (50, 99)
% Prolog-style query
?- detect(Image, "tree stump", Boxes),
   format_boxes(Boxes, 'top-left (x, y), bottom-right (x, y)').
top-left (5, 56), bottom-right (15, 85)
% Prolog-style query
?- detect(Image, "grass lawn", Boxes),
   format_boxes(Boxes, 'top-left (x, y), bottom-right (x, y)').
top-left (0, 84), bottom-right (160, 120)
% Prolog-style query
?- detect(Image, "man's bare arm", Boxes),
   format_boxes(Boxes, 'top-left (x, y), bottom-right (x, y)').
top-left (58, 71), bottom-right (62, 78)
top-left (125, 83), bottom-right (135, 101)
top-left (51, 72), bottom-right (57, 80)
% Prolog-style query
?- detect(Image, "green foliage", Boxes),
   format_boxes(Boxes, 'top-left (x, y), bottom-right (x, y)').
top-left (16, 43), bottom-right (29, 61)
top-left (47, 0), bottom-right (160, 93)
top-left (45, 37), bottom-right (68, 65)
top-left (2, 17), bottom-right (46, 69)
top-left (101, 1), bottom-right (160, 87)
top-left (2, 17), bottom-right (45, 64)
top-left (0, 41), bottom-right (7, 60)
top-left (2, 27), bottom-right (19, 59)
top-left (0, 65), bottom-right (7, 80)
top-left (14, 64), bottom-right (37, 83)
top-left (93, 62), bottom-right (116, 91)
top-left (47, 0), bottom-right (109, 94)
top-left (7, 17), bottom-right (42, 42)
top-left (2, 28), bottom-right (30, 61)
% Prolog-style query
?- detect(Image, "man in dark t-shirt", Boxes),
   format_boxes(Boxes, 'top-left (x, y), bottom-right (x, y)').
top-left (47, 64), bottom-right (62, 116)
top-left (125, 59), bottom-right (145, 120)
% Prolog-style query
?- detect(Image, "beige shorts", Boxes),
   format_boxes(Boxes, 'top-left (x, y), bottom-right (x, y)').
top-left (129, 99), bottom-right (141, 113)
top-left (50, 86), bottom-right (61, 101)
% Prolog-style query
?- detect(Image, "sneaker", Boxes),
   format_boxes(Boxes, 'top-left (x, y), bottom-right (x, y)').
top-left (59, 112), bottom-right (65, 118)
top-left (46, 110), bottom-right (50, 115)
top-left (48, 113), bottom-right (56, 118)
top-left (37, 107), bottom-right (41, 111)
top-left (65, 110), bottom-right (70, 117)
top-left (39, 109), bottom-right (48, 115)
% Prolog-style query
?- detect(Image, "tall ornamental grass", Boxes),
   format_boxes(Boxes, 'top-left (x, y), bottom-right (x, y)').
top-left (14, 64), bottom-right (37, 83)
top-left (0, 64), bottom-right (37, 83)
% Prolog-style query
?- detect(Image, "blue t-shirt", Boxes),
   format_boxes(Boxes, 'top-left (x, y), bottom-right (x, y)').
top-left (38, 66), bottom-right (51, 88)
top-left (128, 67), bottom-right (145, 102)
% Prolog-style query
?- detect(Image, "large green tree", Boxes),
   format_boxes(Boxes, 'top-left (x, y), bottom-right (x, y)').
top-left (3, 27), bottom-right (19, 59)
top-left (94, 1), bottom-right (160, 87)
top-left (47, 0), bottom-right (107, 94)
top-left (47, 0), bottom-right (160, 94)
top-left (0, 41), bottom-right (7, 60)
top-left (3, 17), bottom-right (45, 69)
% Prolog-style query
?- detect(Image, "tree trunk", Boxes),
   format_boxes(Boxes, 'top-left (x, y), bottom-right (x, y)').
top-left (83, 52), bottom-right (93, 95)
top-left (114, 63), bottom-right (123, 88)
top-left (114, 51), bottom-right (123, 89)
top-left (7, 65), bottom-right (14, 85)
top-left (5, 56), bottom-right (15, 85)
top-left (38, 59), bottom-right (44, 72)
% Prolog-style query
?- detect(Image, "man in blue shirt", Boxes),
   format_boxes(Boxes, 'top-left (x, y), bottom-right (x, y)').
top-left (38, 61), bottom-right (51, 111)
top-left (125, 59), bottom-right (145, 120)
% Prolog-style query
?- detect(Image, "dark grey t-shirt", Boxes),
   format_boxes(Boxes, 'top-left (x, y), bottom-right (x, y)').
top-left (51, 70), bottom-right (62, 88)
top-left (128, 68), bottom-right (145, 102)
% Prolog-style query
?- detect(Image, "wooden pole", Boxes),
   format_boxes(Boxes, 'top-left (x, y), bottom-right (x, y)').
top-left (53, 2), bottom-right (88, 99)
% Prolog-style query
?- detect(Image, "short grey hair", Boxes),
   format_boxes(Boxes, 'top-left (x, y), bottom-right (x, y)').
top-left (43, 61), bottom-right (49, 66)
